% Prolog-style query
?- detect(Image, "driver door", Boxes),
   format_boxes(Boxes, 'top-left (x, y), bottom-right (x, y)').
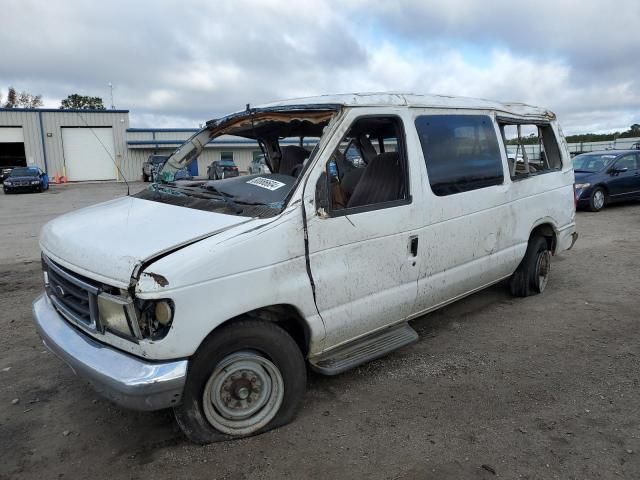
top-left (303, 111), bottom-right (423, 349)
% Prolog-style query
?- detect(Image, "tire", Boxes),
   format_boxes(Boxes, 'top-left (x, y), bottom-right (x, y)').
top-left (588, 187), bottom-right (606, 212)
top-left (509, 236), bottom-right (551, 297)
top-left (143, 173), bottom-right (149, 182)
top-left (174, 319), bottom-right (306, 444)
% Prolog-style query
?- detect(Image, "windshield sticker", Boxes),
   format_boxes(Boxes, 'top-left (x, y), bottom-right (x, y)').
top-left (246, 177), bottom-right (286, 191)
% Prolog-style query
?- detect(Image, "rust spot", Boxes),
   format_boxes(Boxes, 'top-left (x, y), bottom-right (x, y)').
top-left (146, 272), bottom-right (169, 287)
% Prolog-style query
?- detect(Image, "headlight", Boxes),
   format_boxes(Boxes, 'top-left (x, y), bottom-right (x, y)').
top-left (575, 183), bottom-right (591, 189)
top-left (4, 180), bottom-right (11, 185)
top-left (97, 292), bottom-right (136, 337)
top-left (137, 299), bottom-right (174, 339)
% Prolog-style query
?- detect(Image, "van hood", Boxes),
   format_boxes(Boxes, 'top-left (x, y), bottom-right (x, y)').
top-left (40, 196), bottom-right (251, 286)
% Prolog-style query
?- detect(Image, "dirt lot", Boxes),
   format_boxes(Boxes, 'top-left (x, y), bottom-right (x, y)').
top-left (1, 183), bottom-right (639, 480)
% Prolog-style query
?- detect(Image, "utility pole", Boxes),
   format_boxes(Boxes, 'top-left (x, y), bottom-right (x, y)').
top-left (108, 82), bottom-right (115, 109)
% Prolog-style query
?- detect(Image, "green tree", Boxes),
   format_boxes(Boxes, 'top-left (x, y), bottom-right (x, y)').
top-left (60, 94), bottom-right (106, 110)
top-left (16, 90), bottom-right (43, 108)
top-left (2, 87), bottom-right (43, 108)
top-left (4, 86), bottom-right (17, 108)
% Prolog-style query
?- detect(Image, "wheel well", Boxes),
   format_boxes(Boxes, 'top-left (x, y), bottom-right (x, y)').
top-left (531, 223), bottom-right (557, 253)
top-left (208, 305), bottom-right (310, 357)
top-left (595, 183), bottom-right (609, 195)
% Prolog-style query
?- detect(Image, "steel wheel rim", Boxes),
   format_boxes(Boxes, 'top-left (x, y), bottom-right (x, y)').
top-left (593, 190), bottom-right (605, 210)
top-left (535, 250), bottom-right (551, 292)
top-left (203, 351), bottom-right (284, 436)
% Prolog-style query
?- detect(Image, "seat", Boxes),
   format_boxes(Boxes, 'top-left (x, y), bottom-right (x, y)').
top-left (278, 146), bottom-right (309, 176)
top-left (346, 152), bottom-right (403, 208)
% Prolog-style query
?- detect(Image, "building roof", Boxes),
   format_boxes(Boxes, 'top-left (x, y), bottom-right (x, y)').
top-left (255, 92), bottom-right (554, 118)
top-left (0, 107), bottom-right (129, 113)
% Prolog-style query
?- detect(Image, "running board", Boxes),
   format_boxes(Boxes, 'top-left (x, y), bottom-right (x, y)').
top-left (309, 323), bottom-right (418, 375)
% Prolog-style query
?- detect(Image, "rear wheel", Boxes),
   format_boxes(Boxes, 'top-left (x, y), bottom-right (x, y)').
top-left (143, 173), bottom-right (149, 182)
top-left (174, 320), bottom-right (306, 444)
top-left (509, 236), bottom-right (551, 297)
top-left (588, 187), bottom-right (606, 212)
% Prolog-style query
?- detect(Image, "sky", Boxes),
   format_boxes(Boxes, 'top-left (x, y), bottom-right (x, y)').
top-left (1, 0), bottom-right (638, 135)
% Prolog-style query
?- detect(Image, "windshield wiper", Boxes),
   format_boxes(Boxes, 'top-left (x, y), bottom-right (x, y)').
top-left (156, 184), bottom-right (244, 214)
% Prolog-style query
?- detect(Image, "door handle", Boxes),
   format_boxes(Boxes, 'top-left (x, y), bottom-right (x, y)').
top-left (409, 236), bottom-right (419, 257)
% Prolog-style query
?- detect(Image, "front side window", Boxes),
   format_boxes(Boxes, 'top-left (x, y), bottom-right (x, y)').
top-left (321, 116), bottom-right (409, 213)
top-left (415, 115), bottom-right (504, 196)
top-left (615, 153), bottom-right (638, 171)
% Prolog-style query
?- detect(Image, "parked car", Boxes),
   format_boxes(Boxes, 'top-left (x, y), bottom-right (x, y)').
top-left (33, 93), bottom-right (577, 444)
top-left (1, 165), bottom-right (18, 183)
top-left (173, 167), bottom-right (193, 181)
top-left (248, 154), bottom-right (269, 175)
top-left (631, 142), bottom-right (640, 150)
top-left (207, 159), bottom-right (239, 179)
top-left (3, 166), bottom-right (49, 193)
top-left (573, 150), bottom-right (640, 211)
top-left (142, 155), bottom-right (169, 182)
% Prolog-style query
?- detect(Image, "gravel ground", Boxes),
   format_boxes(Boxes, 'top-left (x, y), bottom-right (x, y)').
top-left (1, 183), bottom-right (639, 479)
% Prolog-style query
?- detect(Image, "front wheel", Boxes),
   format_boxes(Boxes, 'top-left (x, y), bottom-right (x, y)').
top-left (174, 320), bottom-right (306, 444)
top-left (588, 187), bottom-right (606, 212)
top-left (509, 236), bottom-right (551, 297)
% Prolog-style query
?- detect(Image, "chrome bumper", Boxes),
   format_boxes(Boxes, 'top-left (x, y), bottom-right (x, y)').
top-left (32, 293), bottom-right (187, 411)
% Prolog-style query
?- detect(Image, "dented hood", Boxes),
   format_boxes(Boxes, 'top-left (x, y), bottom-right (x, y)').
top-left (40, 196), bottom-right (250, 286)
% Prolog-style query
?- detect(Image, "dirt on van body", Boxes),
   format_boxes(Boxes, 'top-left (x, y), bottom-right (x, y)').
top-left (1, 183), bottom-right (639, 479)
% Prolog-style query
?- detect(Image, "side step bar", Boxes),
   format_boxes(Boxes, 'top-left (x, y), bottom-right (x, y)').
top-left (309, 323), bottom-right (418, 375)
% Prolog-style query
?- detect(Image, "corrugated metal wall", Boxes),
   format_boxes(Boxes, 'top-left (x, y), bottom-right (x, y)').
top-left (0, 110), bottom-right (45, 168)
top-left (41, 111), bottom-right (129, 179)
top-left (0, 109), bottom-right (129, 179)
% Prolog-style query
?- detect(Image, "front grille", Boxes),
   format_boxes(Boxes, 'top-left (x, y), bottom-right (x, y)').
top-left (43, 256), bottom-right (101, 331)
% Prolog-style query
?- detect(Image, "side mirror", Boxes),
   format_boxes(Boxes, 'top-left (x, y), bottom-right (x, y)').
top-left (609, 166), bottom-right (628, 174)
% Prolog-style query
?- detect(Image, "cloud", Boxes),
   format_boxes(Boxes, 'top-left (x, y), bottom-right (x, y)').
top-left (0, 0), bottom-right (638, 134)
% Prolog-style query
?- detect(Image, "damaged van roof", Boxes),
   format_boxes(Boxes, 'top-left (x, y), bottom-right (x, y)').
top-left (253, 92), bottom-right (554, 119)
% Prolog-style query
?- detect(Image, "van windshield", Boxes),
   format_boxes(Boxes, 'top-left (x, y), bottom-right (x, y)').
top-left (135, 105), bottom-right (341, 217)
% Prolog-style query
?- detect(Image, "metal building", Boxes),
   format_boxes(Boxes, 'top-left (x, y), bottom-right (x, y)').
top-left (0, 108), bottom-right (129, 181)
top-left (126, 129), bottom-right (262, 176)
top-left (0, 108), bottom-right (315, 182)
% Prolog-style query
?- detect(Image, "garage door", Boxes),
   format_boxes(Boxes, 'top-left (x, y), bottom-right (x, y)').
top-left (0, 127), bottom-right (27, 167)
top-left (61, 128), bottom-right (116, 181)
top-left (0, 127), bottom-right (24, 143)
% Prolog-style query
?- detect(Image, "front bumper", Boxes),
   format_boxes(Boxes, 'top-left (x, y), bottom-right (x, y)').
top-left (32, 293), bottom-right (187, 411)
top-left (4, 184), bottom-right (39, 192)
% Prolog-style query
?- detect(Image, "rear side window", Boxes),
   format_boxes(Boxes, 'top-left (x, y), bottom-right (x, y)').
top-left (415, 115), bottom-right (504, 196)
top-left (499, 122), bottom-right (562, 179)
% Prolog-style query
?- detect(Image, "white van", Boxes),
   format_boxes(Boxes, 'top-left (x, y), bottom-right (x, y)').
top-left (33, 93), bottom-right (577, 443)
